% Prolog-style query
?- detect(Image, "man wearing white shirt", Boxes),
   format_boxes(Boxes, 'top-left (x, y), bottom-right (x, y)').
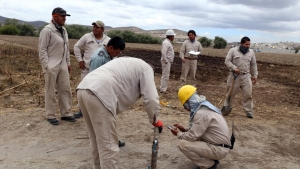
top-left (160, 29), bottom-right (175, 93)
top-left (73, 20), bottom-right (110, 118)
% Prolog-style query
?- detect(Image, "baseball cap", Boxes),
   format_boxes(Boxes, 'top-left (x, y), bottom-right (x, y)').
top-left (52, 7), bottom-right (70, 16)
top-left (92, 20), bottom-right (105, 28)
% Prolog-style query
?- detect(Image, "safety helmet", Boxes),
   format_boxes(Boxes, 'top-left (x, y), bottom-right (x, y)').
top-left (178, 85), bottom-right (197, 105)
top-left (166, 29), bottom-right (176, 36)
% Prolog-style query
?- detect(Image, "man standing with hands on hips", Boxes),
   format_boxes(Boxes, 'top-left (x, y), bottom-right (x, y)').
top-left (159, 29), bottom-right (175, 93)
top-left (179, 30), bottom-right (202, 89)
top-left (73, 20), bottom-right (110, 118)
top-left (38, 7), bottom-right (76, 125)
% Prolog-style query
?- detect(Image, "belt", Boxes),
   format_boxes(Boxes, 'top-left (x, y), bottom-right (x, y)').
top-left (184, 57), bottom-right (197, 60)
top-left (216, 144), bottom-right (231, 148)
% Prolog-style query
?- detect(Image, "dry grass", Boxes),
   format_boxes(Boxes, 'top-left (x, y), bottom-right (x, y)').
top-left (1, 35), bottom-right (300, 66)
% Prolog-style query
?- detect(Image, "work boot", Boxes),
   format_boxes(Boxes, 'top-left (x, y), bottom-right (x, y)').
top-left (159, 90), bottom-right (168, 94)
top-left (74, 110), bottom-right (83, 118)
top-left (119, 140), bottom-right (125, 147)
top-left (246, 112), bottom-right (253, 119)
top-left (47, 118), bottom-right (59, 125)
top-left (208, 160), bottom-right (219, 169)
top-left (61, 116), bottom-right (76, 122)
top-left (197, 160), bottom-right (219, 169)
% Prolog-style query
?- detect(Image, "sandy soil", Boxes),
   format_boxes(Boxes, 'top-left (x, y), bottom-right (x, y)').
top-left (0, 43), bottom-right (300, 168)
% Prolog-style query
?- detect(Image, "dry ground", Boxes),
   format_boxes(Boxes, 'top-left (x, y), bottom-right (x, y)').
top-left (0, 35), bottom-right (299, 169)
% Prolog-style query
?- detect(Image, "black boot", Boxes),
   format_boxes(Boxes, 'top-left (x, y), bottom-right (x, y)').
top-left (118, 140), bottom-right (125, 147)
top-left (74, 110), bottom-right (83, 118)
top-left (208, 160), bottom-right (219, 169)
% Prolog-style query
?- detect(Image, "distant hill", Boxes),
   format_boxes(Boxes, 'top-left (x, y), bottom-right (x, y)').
top-left (106, 26), bottom-right (146, 33)
top-left (105, 27), bottom-right (193, 42)
top-left (0, 15), bottom-right (191, 42)
top-left (0, 15), bottom-right (47, 28)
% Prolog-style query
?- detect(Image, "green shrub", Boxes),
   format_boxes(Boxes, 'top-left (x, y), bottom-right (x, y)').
top-left (198, 36), bottom-right (212, 47)
top-left (213, 36), bottom-right (227, 49)
top-left (64, 24), bottom-right (91, 39)
top-left (17, 24), bottom-right (36, 36)
top-left (0, 25), bottom-right (20, 35)
top-left (107, 30), bottom-right (161, 44)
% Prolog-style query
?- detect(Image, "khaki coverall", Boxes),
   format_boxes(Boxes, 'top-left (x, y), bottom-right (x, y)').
top-left (224, 47), bottom-right (258, 115)
top-left (177, 107), bottom-right (231, 169)
top-left (160, 38), bottom-right (174, 92)
top-left (179, 40), bottom-right (202, 87)
top-left (77, 57), bottom-right (160, 169)
top-left (74, 33), bottom-right (110, 79)
top-left (38, 21), bottom-right (72, 119)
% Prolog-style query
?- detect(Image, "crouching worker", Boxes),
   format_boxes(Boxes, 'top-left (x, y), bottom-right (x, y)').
top-left (170, 85), bottom-right (231, 169)
top-left (77, 57), bottom-right (163, 169)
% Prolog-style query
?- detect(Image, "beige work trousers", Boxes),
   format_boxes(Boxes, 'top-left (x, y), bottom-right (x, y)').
top-left (77, 89), bottom-right (119, 169)
top-left (179, 59), bottom-right (197, 87)
top-left (44, 62), bottom-right (72, 119)
top-left (223, 73), bottom-right (253, 114)
top-left (75, 69), bottom-right (89, 109)
top-left (178, 140), bottom-right (229, 169)
top-left (160, 60), bottom-right (171, 92)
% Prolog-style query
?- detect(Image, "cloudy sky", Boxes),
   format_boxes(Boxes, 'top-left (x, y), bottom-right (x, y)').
top-left (1, 0), bottom-right (300, 43)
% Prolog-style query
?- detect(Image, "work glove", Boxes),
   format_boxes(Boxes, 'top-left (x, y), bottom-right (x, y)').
top-left (152, 120), bottom-right (163, 133)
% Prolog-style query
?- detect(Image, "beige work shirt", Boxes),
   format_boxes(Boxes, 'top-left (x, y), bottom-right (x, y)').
top-left (180, 40), bottom-right (202, 59)
top-left (77, 57), bottom-right (160, 123)
top-left (161, 38), bottom-right (174, 63)
top-left (38, 21), bottom-right (70, 73)
top-left (74, 33), bottom-right (110, 70)
top-left (177, 107), bottom-right (231, 146)
top-left (225, 47), bottom-right (258, 78)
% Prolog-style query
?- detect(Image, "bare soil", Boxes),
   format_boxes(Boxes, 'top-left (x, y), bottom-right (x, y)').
top-left (0, 36), bottom-right (300, 169)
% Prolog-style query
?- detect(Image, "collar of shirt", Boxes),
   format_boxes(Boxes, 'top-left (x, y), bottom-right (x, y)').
top-left (165, 38), bottom-right (172, 43)
top-left (95, 34), bottom-right (106, 44)
top-left (99, 45), bottom-right (111, 59)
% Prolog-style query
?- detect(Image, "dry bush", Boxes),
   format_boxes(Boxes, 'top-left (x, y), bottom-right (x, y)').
top-left (0, 42), bottom-right (42, 108)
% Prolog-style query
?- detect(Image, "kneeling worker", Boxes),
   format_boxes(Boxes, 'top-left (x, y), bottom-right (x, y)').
top-left (170, 85), bottom-right (231, 169)
top-left (77, 57), bottom-right (163, 169)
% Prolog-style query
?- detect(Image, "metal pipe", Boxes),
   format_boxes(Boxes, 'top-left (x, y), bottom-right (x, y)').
top-left (150, 127), bottom-right (159, 169)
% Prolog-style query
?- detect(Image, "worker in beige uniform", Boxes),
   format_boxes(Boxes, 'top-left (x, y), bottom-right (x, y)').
top-left (170, 85), bottom-right (231, 169)
top-left (77, 57), bottom-right (164, 169)
top-left (38, 7), bottom-right (76, 125)
top-left (179, 30), bottom-right (202, 88)
top-left (160, 29), bottom-right (175, 93)
top-left (222, 36), bottom-right (258, 118)
top-left (73, 20), bottom-right (110, 118)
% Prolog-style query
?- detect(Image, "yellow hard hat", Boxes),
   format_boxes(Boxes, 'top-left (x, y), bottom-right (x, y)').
top-left (178, 85), bottom-right (197, 105)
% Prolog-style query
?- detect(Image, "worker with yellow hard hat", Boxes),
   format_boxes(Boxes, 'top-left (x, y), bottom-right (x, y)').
top-left (169, 85), bottom-right (231, 169)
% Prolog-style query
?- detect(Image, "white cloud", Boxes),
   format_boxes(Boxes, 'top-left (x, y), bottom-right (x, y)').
top-left (199, 32), bottom-right (211, 36)
top-left (0, 0), bottom-right (300, 42)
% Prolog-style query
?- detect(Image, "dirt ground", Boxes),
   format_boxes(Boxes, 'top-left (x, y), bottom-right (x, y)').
top-left (0, 38), bottom-right (300, 169)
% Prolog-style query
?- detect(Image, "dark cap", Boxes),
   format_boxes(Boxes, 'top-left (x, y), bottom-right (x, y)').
top-left (52, 7), bottom-right (70, 16)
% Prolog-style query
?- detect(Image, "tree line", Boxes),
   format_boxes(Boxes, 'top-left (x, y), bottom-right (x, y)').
top-left (0, 18), bottom-right (227, 48)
